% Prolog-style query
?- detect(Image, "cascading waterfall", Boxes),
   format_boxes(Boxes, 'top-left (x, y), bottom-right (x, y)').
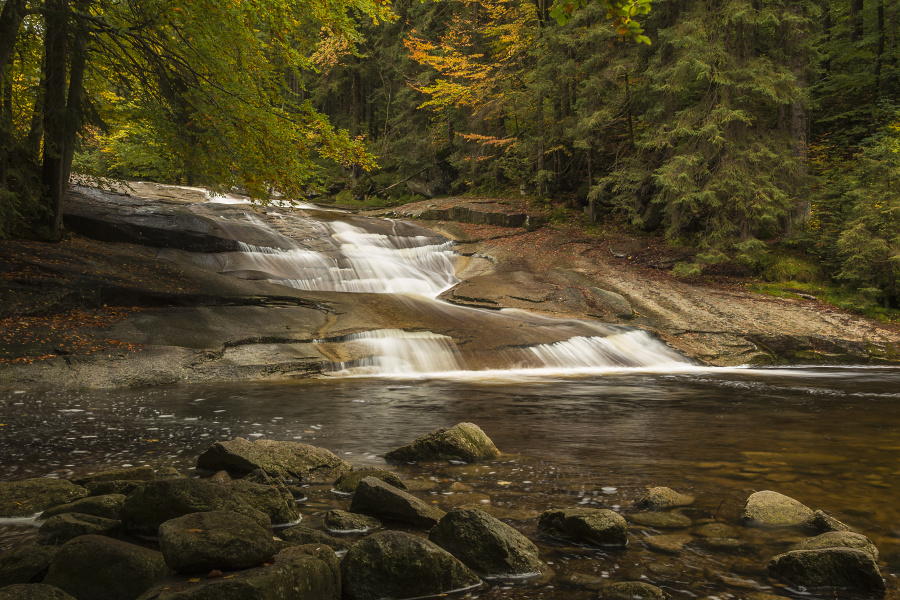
top-left (207, 205), bottom-right (692, 376)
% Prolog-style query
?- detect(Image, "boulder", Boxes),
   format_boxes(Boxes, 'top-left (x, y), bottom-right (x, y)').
top-left (538, 509), bottom-right (628, 546)
top-left (136, 552), bottom-right (337, 600)
top-left (0, 544), bottom-right (55, 586)
top-left (279, 526), bottom-right (351, 552)
top-left (43, 535), bottom-right (169, 600)
top-left (74, 465), bottom-right (156, 485)
top-left (0, 479), bottom-right (87, 518)
top-left (384, 423), bottom-right (500, 464)
top-left (120, 478), bottom-right (270, 536)
top-left (324, 510), bottom-right (381, 533)
top-left (40, 494), bottom-right (126, 520)
top-left (589, 287), bottom-right (634, 319)
top-left (196, 438), bottom-right (351, 483)
top-left (278, 544), bottom-right (341, 595)
top-left (805, 509), bottom-right (852, 533)
top-left (599, 581), bottom-right (670, 599)
top-left (795, 531), bottom-right (879, 561)
top-left (0, 584), bottom-right (77, 600)
top-left (428, 508), bottom-right (549, 580)
top-left (741, 490), bottom-right (813, 528)
top-left (84, 480), bottom-right (145, 496)
top-left (158, 510), bottom-right (276, 574)
top-left (766, 547), bottom-right (885, 593)
top-left (226, 479), bottom-right (300, 526)
top-left (636, 487), bottom-right (694, 510)
top-left (349, 477), bottom-right (445, 528)
top-left (155, 467), bottom-right (183, 480)
top-left (37, 513), bottom-right (122, 545)
top-left (341, 531), bottom-right (481, 600)
top-left (332, 469), bottom-right (406, 494)
top-left (628, 511), bottom-right (692, 529)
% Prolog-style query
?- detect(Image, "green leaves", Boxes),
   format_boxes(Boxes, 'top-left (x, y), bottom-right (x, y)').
top-left (551, 0), bottom-right (652, 44)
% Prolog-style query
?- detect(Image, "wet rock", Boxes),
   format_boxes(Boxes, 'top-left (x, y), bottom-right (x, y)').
top-left (795, 531), bottom-right (879, 561)
top-left (340, 531), bottom-right (481, 600)
top-left (766, 547), bottom-right (885, 593)
top-left (741, 490), bottom-right (814, 528)
top-left (40, 494), bottom-right (126, 520)
top-left (349, 476), bottom-right (445, 528)
top-left (804, 509), bottom-right (852, 533)
top-left (84, 480), bottom-right (144, 496)
top-left (598, 581), bottom-right (670, 599)
top-left (207, 470), bottom-right (232, 484)
top-left (226, 479), bottom-right (300, 526)
top-left (332, 468), bottom-right (406, 494)
top-left (278, 544), bottom-right (341, 595)
top-left (136, 552), bottom-right (337, 600)
top-left (429, 508), bottom-right (550, 581)
top-left (693, 522), bottom-right (739, 538)
top-left (0, 544), bottom-right (55, 586)
top-left (196, 438), bottom-right (351, 483)
top-left (279, 525), bottom-right (351, 552)
top-left (0, 584), bottom-right (77, 600)
top-left (324, 509), bottom-right (381, 533)
top-left (74, 465), bottom-right (155, 485)
top-left (120, 478), bottom-right (270, 536)
top-left (37, 513), bottom-right (122, 546)
top-left (628, 511), bottom-right (692, 529)
top-left (645, 534), bottom-right (691, 554)
top-left (538, 508), bottom-right (628, 546)
top-left (158, 510), bottom-right (276, 574)
top-left (155, 467), bottom-right (182, 480)
top-left (0, 479), bottom-right (87, 518)
top-left (589, 287), bottom-right (634, 319)
top-left (695, 537), bottom-right (749, 553)
top-left (636, 487), bottom-right (694, 509)
top-left (384, 423), bottom-right (500, 464)
top-left (43, 535), bottom-right (169, 600)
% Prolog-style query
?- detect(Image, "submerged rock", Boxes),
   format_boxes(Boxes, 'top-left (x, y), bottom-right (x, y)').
top-left (599, 581), bottom-right (670, 599)
top-left (636, 487), bottom-right (694, 509)
top-left (74, 465), bottom-right (156, 485)
top-left (0, 545), bottom-right (55, 586)
top-left (384, 423), bottom-right (500, 464)
top-left (37, 513), bottom-right (122, 545)
top-left (741, 490), bottom-right (814, 528)
top-left (0, 584), bottom-right (77, 600)
top-left (332, 468), bottom-right (406, 494)
top-left (0, 479), bottom-right (87, 518)
top-left (279, 525), bottom-right (352, 552)
top-left (428, 508), bottom-right (550, 581)
top-left (349, 476), bottom-right (445, 528)
top-left (628, 511), bottom-right (691, 530)
top-left (324, 509), bottom-right (382, 533)
top-left (538, 508), bottom-right (628, 546)
top-left (341, 531), bottom-right (481, 600)
top-left (197, 438), bottom-right (351, 483)
top-left (766, 547), bottom-right (885, 593)
top-left (40, 494), bottom-right (126, 520)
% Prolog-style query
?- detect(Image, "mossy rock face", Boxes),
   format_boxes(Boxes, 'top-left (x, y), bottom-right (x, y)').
top-left (136, 553), bottom-right (337, 600)
top-left (43, 535), bottom-right (169, 600)
top-left (0, 479), bottom-right (88, 518)
top-left (279, 525), bottom-right (352, 552)
top-left (636, 487), bottom-right (694, 510)
top-left (225, 479), bottom-right (300, 526)
top-left (349, 476), bottom-right (445, 528)
top-left (428, 508), bottom-right (549, 580)
top-left (41, 494), bottom-right (126, 520)
top-left (120, 479), bottom-right (270, 536)
top-left (197, 438), bottom-right (351, 483)
top-left (741, 490), bottom-right (814, 528)
top-left (599, 581), bottom-right (670, 599)
top-left (158, 510), bottom-right (276, 574)
top-left (795, 531), bottom-right (879, 561)
top-left (324, 509), bottom-right (382, 533)
top-left (0, 544), bottom-right (55, 586)
top-left (74, 465), bottom-right (156, 485)
top-left (384, 423), bottom-right (500, 464)
top-left (332, 469), bottom-right (406, 494)
top-left (0, 584), bottom-right (78, 600)
top-left (766, 547), bottom-right (885, 593)
top-left (538, 509), bottom-right (628, 546)
top-left (340, 531), bottom-right (481, 600)
top-left (37, 513), bottom-right (122, 546)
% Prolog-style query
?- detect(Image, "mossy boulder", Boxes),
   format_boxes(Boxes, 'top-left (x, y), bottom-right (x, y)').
top-left (0, 544), bottom-right (55, 586)
top-left (0, 479), bottom-right (87, 518)
top-left (197, 438), bottom-right (351, 483)
top-left (538, 508), bottom-right (628, 546)
top-left (84, 480), bottom-right (145, 496)
top-left (40, 494), bottom-right (126, 520)
top-left (349, 476), bottom-right (445, 528)
top-left (340, 531), bottom-right (481, 600)
top-left (120, 478), bottom-right (270, 536)
top-left (74, 465), bottom-right (156, 485)
top-left (332, 469), bottom-right (406, 494)
top-left (158, 510), bottom-right (276, 574)
top-left (766, 547), bottom-right (885, 593)
top-left (37, 513), bottom-right (122, 545)
top-left (278, 545), bottom-right (341, 596)
top-left (428, 508), bottom-right (549, 580)
top-left (0, 584), bottom-right (77, 600)
top-left (226, 479), bottom-right (300, 526)
top-left (324, 509), bottom-right (382, 533)
top-left (43, 535), bottom-right (169, 600)
top-left (636, 487), bottom-right (694, 510)
top-left (279, 525), bottom-right (351, 552)
top-left (795, 531), bottom-right (879, 561)
top-left (804, 509), bottom-right (852, 533)
top-left (384, 423), bottom-right (500, 464)
top-left (599, 581), bottom-right (670, 599)
top-left (741, 490), bottom-right (813, 528)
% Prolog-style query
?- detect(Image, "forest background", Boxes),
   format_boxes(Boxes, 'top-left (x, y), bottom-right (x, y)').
top-left (0, 0), bottom-right (898, 317)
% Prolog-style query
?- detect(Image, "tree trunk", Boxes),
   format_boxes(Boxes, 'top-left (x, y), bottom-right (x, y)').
top-left (61, 30), bottom-right (88, 191)
top-left (875, 0), bottom-right (885, 99)
top-left (0, 0), bottom-right (27, 85)
top-left (850, 0), bottom-right (864, 43)
top-left (41, 0), bottom-right (70, 235)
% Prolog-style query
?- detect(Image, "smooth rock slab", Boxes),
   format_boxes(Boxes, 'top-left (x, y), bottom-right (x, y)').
top-left (0, 479), bottom-right (87, 518)
top-left (324, 509), bottom-right (381, 533)
top-left (349, 476), bottom-right (445, 528)
top-left (332, 468), bottom-right (406, 494)
top-left (538, 508), bottom-right (628, 546)
top-left (197, 438), bottom-right (351, 483)
top-left (0, 584), bottom-right (77, 600)
top-left (37, 513), bottom-right (122, 546)
top-left (636, 487), bottom-right (694, 509)
top-left (741, 490), bottom-right (814, 528)
top-left (43, 534), bottom-right (169, 600)
top-left (279, 526), bottom-right (351, 552)
top-left (158, 510), bottom-right (276, 574)
top-left (428, 508), bottom-right (549, 580)
top-left (40, 494), bottom-right (126, 520)
top-left (384, 423), bottom-right (500, 464)
top-left (0, 544), bottom-right (55, 586)
top-left (341, 531), bottom-right (481, 600)
top-left (766, 547), bottom-right (885, 593)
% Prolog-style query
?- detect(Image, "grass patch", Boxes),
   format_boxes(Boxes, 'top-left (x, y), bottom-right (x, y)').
top-left (746, 281), bottom-right (900, 324)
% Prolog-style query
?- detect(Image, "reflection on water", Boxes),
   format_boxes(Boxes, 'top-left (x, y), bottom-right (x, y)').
top-left (2, 366), bottom-right (900, 598)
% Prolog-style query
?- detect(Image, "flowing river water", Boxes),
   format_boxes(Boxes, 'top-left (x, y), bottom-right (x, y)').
top-left (2, 199), bottom-right (900, 599)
